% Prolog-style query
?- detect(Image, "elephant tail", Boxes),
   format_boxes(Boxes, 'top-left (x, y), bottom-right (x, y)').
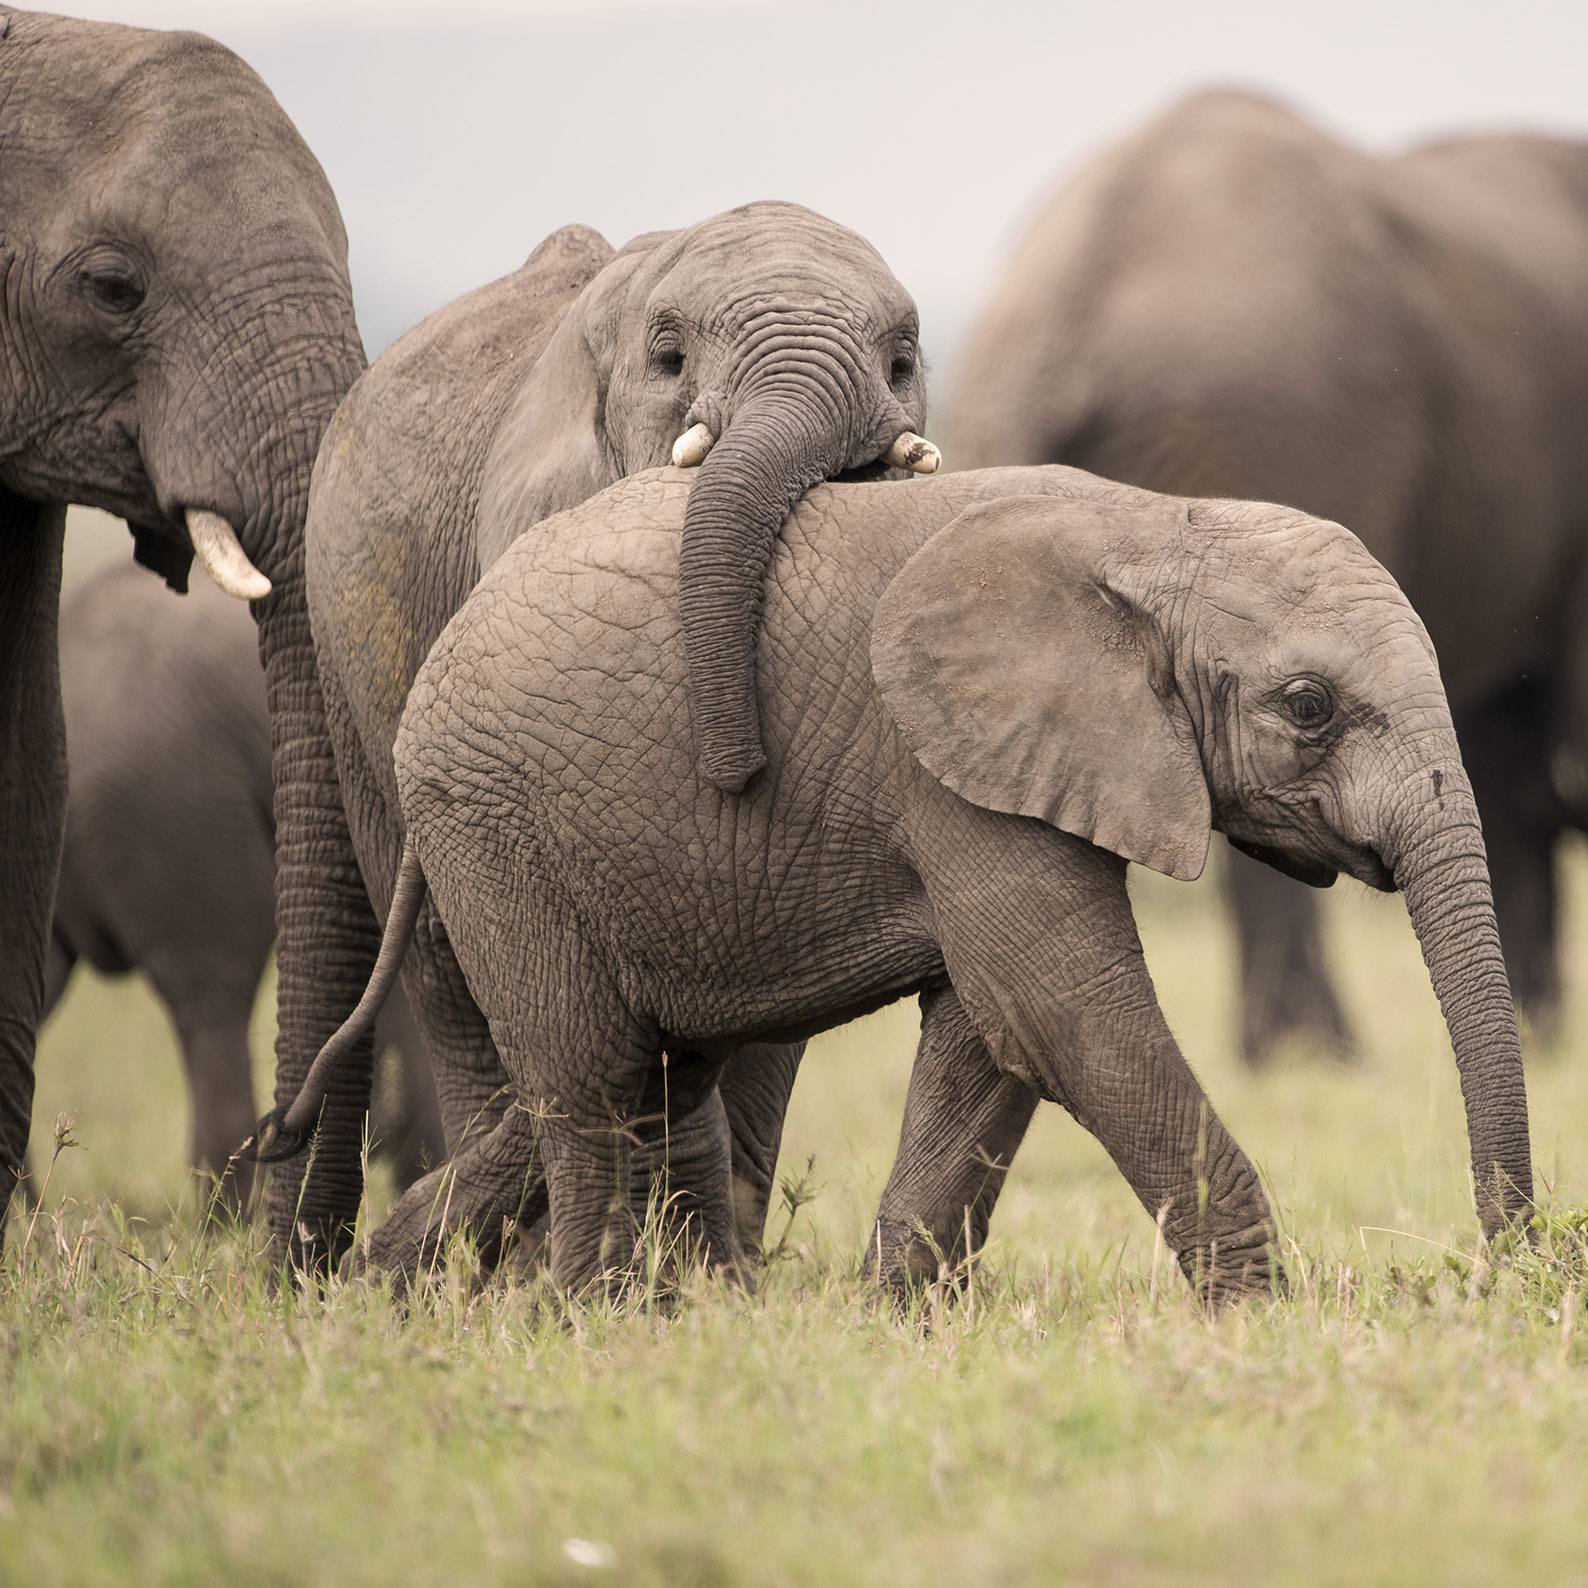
top-left (243, 837), bottom-right (428, 1166)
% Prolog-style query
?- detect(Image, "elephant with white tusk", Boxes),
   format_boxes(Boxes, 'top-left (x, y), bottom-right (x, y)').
top-left (0, 9), bottom-right (366, 1222)
top-left (275, 202), bottom-right (941, 1272)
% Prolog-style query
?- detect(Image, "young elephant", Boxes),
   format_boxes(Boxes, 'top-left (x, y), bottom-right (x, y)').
top-left (283, 203), bottom-right (935, 1273)
top-left (280, 465), bottom-right (1532, 1300)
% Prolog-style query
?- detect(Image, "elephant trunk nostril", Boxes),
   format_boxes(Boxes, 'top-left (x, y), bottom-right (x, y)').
top-left (883, 432), bottom-right (940, 474)
top-left (672, 423), bottom-right (717, 468)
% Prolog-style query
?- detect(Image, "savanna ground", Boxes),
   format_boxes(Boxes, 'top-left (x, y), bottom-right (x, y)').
top-left (4, 509), bottom-right (1587, 1586)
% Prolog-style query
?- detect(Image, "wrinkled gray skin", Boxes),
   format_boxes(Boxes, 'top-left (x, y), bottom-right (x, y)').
top-left (287, 205), bottom-right (929, 1271)
top-left (947, 90), bottom-right (1588, 1061)
top-left (45, 564), bottom-right (441, 1208)
top-left (0, 10), bottom-right (366, 1216)
top-left (353, 464), bottom-right (1531, 1301)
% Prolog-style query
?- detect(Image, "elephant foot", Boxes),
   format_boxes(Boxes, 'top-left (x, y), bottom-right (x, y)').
top-left (1180, 1238), bottom-right (1289, 1309)
top-left (867, 1213), bottom-right (987, 1312)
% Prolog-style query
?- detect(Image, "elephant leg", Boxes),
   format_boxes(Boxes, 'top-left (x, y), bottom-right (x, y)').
top-left (0, 496), bottom-right (67, 1227)
top-left (324, 658), bottom-right (512, 1162)
top-left (355, 1094), bottom-right (548, 1293)
top-left (398, 900), bottom-right (513, 1156)
top-left (13, 932), bottom-right (79, 1208)
top-left (169, 1005), bottom-right (260, 1215)
top-left (1456, 687), bottom-right (1562, 1031)
top-left (870, 982), bottom-right (1039, 1295)
top-left (920, 820), bottom-right (1283, 1305)
top-left (626, 1048), bottom-right (751, 1282)
top-left (713, 1040), bottom-right (806, 1252)
top-left (369, 984), bottom-right (446, 1193)
top-left (1225, 842), bottom-right (1355, 1066)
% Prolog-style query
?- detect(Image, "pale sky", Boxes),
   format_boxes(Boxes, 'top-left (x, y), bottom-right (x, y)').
top-left (53, 0), bottom-right (1588, 376)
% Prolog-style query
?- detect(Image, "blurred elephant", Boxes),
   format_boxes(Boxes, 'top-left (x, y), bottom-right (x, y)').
top-left (45, 562), bottom-right (442, 1207)
top-left (274, 204), bottom-right (938, 1271)
top-left (267, 465), bottom-right (1532, 1301)
top-left (0, 10), bottom-right (366, 1214)
top-left (947, 90), bottom-right (1588, 1060)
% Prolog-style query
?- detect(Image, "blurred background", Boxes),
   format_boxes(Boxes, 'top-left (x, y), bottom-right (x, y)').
top-left (63, 0), bottom-right (1588, 368)
top-left (38, 0), bottom-right (1588, 1261)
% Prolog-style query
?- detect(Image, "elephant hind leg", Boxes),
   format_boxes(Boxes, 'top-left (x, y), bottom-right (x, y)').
top-left (872, 982), bottom-right (1039, 1297)
top-left (354, 1098), bottom-right (549, 1293)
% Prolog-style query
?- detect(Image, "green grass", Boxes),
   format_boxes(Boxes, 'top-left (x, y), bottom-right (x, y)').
top-left (7, 846), bottom-right (1588, 1586)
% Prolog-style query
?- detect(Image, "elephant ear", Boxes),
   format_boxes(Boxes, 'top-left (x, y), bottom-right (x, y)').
top-left (475, 234), bottom-right (650, 565)
top-left (871, 495), bottom-right (1211, 881)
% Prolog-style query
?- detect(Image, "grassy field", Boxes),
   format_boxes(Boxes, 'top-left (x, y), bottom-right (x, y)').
top-left (5, 838), bottom-right (1588, 1586)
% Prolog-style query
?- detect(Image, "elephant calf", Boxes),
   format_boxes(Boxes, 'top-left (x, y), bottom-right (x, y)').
top-left (273, 464), bottom-right (1533, 1301)
top-left (47, 562), bottom-right (442, 1208)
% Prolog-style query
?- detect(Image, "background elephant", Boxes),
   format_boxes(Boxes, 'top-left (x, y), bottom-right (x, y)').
top-left (292, 463), bottom-right (1530, 1299)
top-left (277, 203), bottom-right (935, 1271)
top-left (45, 562), bottom-right (442, 1208)
top-left (945, 89), bottom-right (1588, 1061)
top-left (0, 10), bottom-right (366, 1214)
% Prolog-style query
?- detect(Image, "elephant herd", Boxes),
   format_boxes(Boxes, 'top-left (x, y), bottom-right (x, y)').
top-left (3, 8), bottom-right (1576, 1304)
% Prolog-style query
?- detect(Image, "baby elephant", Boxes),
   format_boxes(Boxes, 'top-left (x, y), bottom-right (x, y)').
top-left (270, 465), bottom-right (1532, 1301)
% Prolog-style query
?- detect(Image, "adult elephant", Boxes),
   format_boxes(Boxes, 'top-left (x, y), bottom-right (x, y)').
top-left (276, 204), bottom-right (937, 1270)
top-left (267, 464), bottom-right (1533, 1299)
top-left (946, 89), bottom-right (1588, 1061)
top-left (46, 563), bottom-right (442, 1209)
top-left (0, 9), bottom-right (366, 1217)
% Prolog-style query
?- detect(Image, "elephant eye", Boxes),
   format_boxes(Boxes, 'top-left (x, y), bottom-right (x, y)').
top-left (1281, 679), bottom-right (1335, 731)
top-left (78, 250), bottom-right (146, 314)
top-left (890, 351), bottom-right (916, 386)
top-left (651, 342), bottom-right (685, 377)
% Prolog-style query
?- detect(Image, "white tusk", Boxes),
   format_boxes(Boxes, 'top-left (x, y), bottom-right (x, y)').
top-left (883, 431), bottom-right (941, 475)
top-left (186, 509), bottom-right (272, 601)
top-left (671, 422), bottom-right (716, 469)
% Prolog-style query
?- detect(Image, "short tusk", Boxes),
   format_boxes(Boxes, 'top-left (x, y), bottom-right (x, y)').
top-left (186, 509), bottom-right (272, 601)
top-left (884, 432), bottom-right (941, 474)
top-left (671, 423), bottom-right (716, 469)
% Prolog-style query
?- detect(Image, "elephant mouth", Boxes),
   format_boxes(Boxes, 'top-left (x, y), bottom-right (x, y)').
top-left (1226, 835), bottom-right (1339, 889)
top-left (832, 460), bottom-right (907, 484)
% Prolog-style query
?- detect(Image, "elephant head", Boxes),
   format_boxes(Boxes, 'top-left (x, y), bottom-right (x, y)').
top-left (0, 13), bottom-right (365, 587)
top-left (873, 491), bottom-right (1533, 1238)
top-left (475, 200), bottom-right (935, 791)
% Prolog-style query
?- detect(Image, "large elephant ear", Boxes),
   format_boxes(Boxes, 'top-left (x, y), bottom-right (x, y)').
top-left (871, 495), bottom-right (1211, 881)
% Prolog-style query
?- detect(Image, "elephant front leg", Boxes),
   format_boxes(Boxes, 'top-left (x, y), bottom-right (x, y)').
top-left (871, 982), bottom-right (1038, 1296)
top-left (923, 823), bottom-right (1285, 1306)
top-left (0, 496), bottom-right (68, 1224)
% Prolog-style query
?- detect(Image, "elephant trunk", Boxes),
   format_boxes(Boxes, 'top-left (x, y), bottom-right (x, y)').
top-left (1392, 773), bottom-right (1533, 1237)
top-left (678, 390), bottom-right (851, 792)
top-left (233, 322), bottom-right (379, 1271)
